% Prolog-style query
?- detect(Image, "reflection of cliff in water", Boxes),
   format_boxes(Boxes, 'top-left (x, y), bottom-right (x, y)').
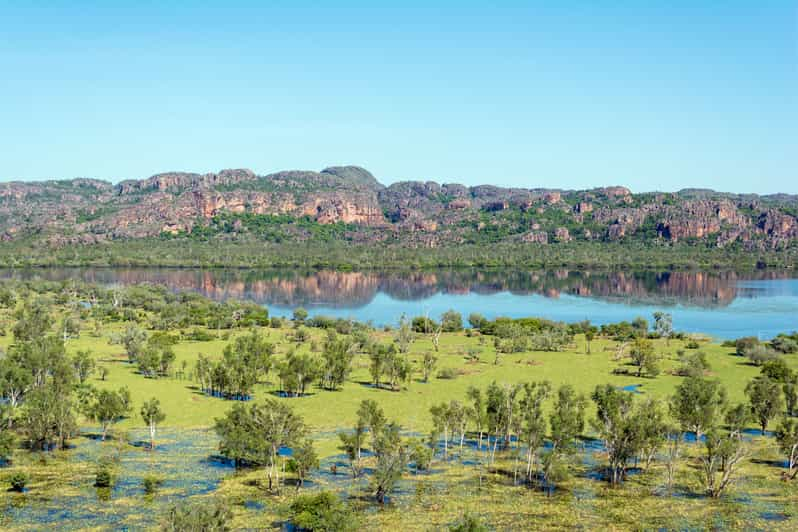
top-left (1, 268), bottom-right (795, 310)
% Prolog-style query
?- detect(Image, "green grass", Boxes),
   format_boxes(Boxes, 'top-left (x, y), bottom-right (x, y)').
top-left (1, 312), bottom-right (797, 530)
top-left (2, 321), bottom-right (791, 455)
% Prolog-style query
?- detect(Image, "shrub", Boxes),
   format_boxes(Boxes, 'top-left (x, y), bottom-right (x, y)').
top-left (143, 474), bottom-right (163, 494)
top-left (95, 467), bottom-right (113, 488)
top-left (9, 472), bottom-right (27, 492)
top-left (735, 336), bottom-right (760, 356)
top-left (745, 345), bottom-right (779, 366)
top-left (163, 500), bottom-right (232, 531)
top-left (289, 491), bottom-right (358, 532)
top-left (440, 310), bottom-right (463, 332)
top-left (450, 513), bottom-right (489, 532)
top-left (437, 367), bottom-right (458, 380)
top-left (771, 335), bottom-right (798, 354)
top-left (183, 328), bottom-right (215, 342)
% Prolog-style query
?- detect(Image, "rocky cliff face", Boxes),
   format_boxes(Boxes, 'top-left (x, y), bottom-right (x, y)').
top-left (1, 166), bottom-right (797, 250)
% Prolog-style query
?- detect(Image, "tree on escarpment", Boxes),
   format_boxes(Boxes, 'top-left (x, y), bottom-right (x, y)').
top-left (140, 398), bottom-right (166, 450)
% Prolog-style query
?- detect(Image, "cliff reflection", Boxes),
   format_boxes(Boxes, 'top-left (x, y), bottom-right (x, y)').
top-left (1, 268), bottom-right (793, 310)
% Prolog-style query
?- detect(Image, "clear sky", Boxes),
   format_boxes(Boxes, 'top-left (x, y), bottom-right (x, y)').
top-left (1, 1), bottom-right (796, 193)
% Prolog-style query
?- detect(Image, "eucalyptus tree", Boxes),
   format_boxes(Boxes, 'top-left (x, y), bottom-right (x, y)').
top-left (121, 325), bottom-right (147, 364)
top-left (466, 386), bottom-right (487, 450)
top-left (745, 376), bottom-right (784, 434)
top-left (214, 398), bottom-right (306, 491)
top-left (724, 403), bottom-right (750, 438)
top-left (0, 405), bottom-right (15, 462)
top-left (468, 313), bottom-right (487, 330)
top-left (785, 377), bottom-right (798, 417)
top-left (518, 381), bottom-right (551, 482)
top-left (700, 429), bottom-right (747, 498)
top-left (543, 385), bottom-right (586, 487)
top-left (320, 331), bottom-right (354, 391)
top-left (85, 387), bottom-right (132, 441)
top-left (440, 310), bottom-right (463, 332)
top-left (591, 384), bottom-right (640, 485)
top-left (11, 298), bottom-right (51, 343)
top-left (0, 359), bottom-right (31, 426)
top-left (775, 419), bottom-right (798, 480)
top-left (279, 350), bottom-right (321, 397)
top-left (368, 342), bottom-right (395, 388)
top-left (669, 376), bottom-right (728, 441)
top-left (485, 382), bottom-right (522, 460)
top-left (140, 398), bottom-right (166, 450)
top-left (421, 352), bottom-right (438, 383)
top-left (394, 314), bottom-right (414, 354)
top-left (383, 349), bottom-right (412, 391)
top-left (71, 350), bottom-right (95, 385)
top-left (653, 311), bottom-right (673, 344)
top-left (288, 438), bottom-right (319, 489)
top-left (19, 385), bottom-right (77, 451)
top-left (371, 423), bottom-right (408, 504)
top-left (357, 399), bottom-right (386, 451)
top-left (630, 338), bottom-right (660, 378)
top-left (636, 398), bottom-right (668, 469)
top-left (430, 402), bottom-right (453, 460)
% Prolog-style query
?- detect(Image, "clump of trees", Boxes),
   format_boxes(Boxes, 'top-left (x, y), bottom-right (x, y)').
top-left (214, 398), bottom-right (311, 491)
top-left (195, 331), bottom-right (273, 399)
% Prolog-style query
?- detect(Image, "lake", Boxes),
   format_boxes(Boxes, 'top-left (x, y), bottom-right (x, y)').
top-left (2, 268), bottom-right (797, 339)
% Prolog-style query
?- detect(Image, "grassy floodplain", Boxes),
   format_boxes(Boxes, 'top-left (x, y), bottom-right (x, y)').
top-left (0, 280), bottom-right (796, 530)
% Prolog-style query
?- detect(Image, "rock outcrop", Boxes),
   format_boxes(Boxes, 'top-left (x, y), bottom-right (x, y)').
top-left (1, 166), bottom-right (796, 251)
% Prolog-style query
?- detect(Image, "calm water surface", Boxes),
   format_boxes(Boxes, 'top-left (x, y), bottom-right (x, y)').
top-left (2, 268), bottom-right (797, 339)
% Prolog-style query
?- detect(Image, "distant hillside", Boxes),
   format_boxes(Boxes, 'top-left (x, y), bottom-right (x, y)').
top-left (1, 165), bottom-right (797, 266)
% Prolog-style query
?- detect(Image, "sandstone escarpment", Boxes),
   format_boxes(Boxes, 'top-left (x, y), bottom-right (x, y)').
top-left (1, 165), bottom-right (796, 251)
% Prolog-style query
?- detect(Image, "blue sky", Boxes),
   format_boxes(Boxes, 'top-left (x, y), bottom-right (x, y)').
top-left (1, 1), bottom-right (795, 192)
